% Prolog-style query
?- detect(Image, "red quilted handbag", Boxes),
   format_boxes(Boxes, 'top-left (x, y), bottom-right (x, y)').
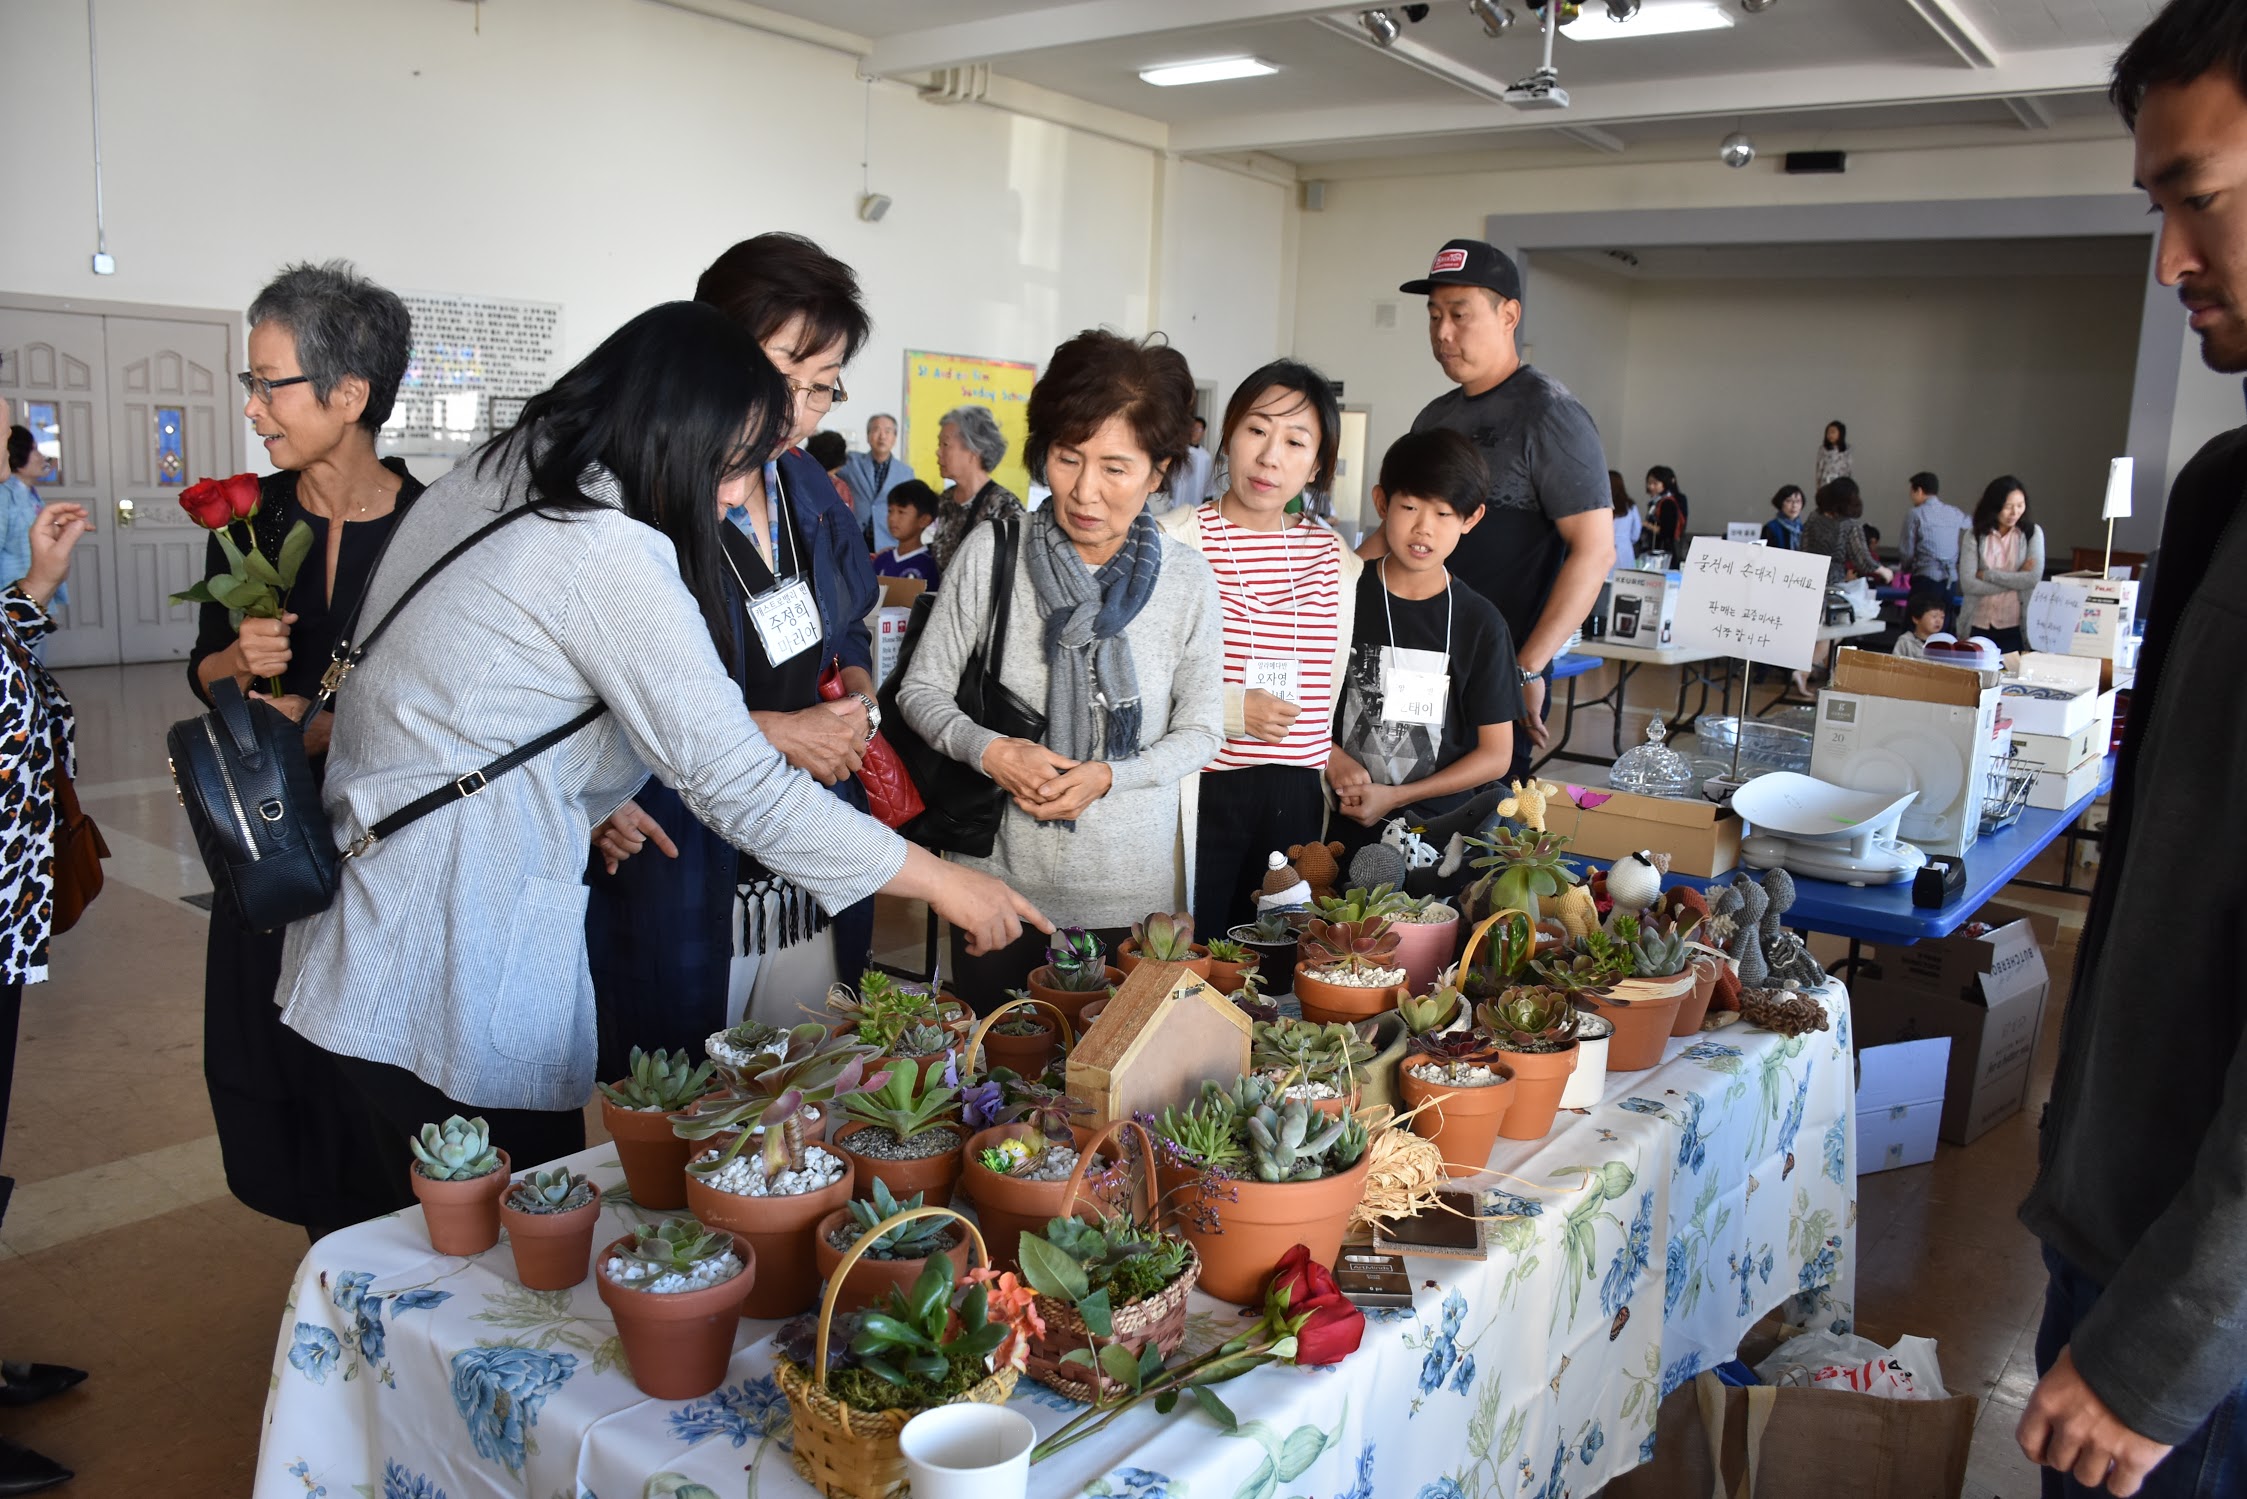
top-left (820, 660), bottom-right (925, 830)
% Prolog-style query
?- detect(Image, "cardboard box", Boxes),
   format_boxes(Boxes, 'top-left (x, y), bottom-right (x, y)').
top-left (1856, 1037), bottom-right (1950, 1173)
top-left (2028, 574), bottom-right (2140, 658)
top-left (2001, 653), bottom-right (2105, 738)
top-left (2027, 754), bottom-right (2103, 811)
top-left (1813, 650), bottom-right (2003, 859)
top-left (1551, 783), bottom-right (1741, 878)
top-left (2071, 580), bottom-right (2138, 661)
top-left (874, 605), bottom-right (912, 689)
top-left (1608, 567), bottom-right (1683, 647)
top-left (2007, 723), bottom-right (2102, 775)
top-left (1851, 903), bottom-right (2055, 1145)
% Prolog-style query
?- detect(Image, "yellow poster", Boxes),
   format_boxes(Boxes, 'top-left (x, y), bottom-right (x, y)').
top-left (902, 349), bottom-right (1038, 505)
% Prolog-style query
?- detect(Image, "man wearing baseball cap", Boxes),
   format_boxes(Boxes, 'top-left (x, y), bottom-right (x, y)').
top-left (1381, 237), bottom-right (1614, 773)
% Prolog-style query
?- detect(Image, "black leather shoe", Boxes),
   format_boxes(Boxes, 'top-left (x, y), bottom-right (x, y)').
top-left (0, 1364), bottom-right (87, 1409)
top-left (0, 1438), bottom-right (71, 1496)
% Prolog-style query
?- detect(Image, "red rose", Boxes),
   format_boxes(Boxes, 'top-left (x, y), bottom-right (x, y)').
top-left (220, 473), bottom-right (262, 521)
top-left (1266, 1244), bottom-right (1365, 1366)
top-left (178, 478), bottom-right (235, 530)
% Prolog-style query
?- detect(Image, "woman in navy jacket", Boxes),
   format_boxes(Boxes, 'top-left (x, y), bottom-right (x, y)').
top-left (586, 236), bottom-right (888, 1073)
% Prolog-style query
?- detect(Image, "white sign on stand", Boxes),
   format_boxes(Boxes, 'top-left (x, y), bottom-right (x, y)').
top-left (1673, 538), bottom-right (1830, 671)
top-left (1726, 522), bottom-right (1765, 544)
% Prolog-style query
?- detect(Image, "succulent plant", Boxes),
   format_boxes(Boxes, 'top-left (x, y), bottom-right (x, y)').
top-left (1314, 884), bottom-right (1414, 925)
top-left (1245, 1095), bottom-right (1366, 1183)
top-left (827, 970), bottom-right (951, 1051)
top-left (1250, 1017), bottom-right (1376, 1086)
top-left (1408, 1020), bottom-right (1507, 1067)
top-left (1241, 909), bottom-right (1309, 943)
top-left (506, 1165), bottom-right (595, 1214)
top-left (1043, 928), bottom-right (1112, 992)
top-left (993, 1075), bottom-right (1092, 1141)
top-left (1527, 949), bottom-right (1626, 1000)
top-left (597, 1046), bottom-right (718, 1113)
top-left (1204, 937), bottom-right (1251, 965)
top-left (1297, 917), bottom-right (1401, 981)
top-left (1478, 987), bottom-right (1581, 1054)
top-left (1398, 987), bottom-right (1465, 1037)
top-left (675, 1022), bottom-right (887, 1177)
top-left (890, 1020), bottom-right (954, 1058)
top-left (1464, 825), bottom-right (1580, 923)
top-left (1229, 967), bottom-right (1280, 1024)
top-left (1611, 912), bottom-right (1698, 979)
top-left (1132, 911), bottom-right (1198, 962)
top-left (838, 1055), bottom-right (962, 1143)
top-left (1153, 1090), bottom-right (1251, 1172)
top-left (409, 1115), bottom-right (501, 1181)
top-left (615, 1217), bottom-right (734, 1278)
top-left (842, 1179), bottom-right (957, 1260)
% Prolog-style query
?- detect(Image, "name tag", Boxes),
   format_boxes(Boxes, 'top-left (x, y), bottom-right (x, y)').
top-left (747, 577), bottom-right (821, 666)
top-left (1379, 646), bottom-right (1448, 729)
top-left (1245, 657), bottom-right (1300, 703)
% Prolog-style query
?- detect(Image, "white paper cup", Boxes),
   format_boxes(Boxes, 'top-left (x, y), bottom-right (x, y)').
top-left (898, 1403), bottom-right (1036, 1499)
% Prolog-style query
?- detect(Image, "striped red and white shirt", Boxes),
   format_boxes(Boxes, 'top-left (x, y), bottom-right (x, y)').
top-left (1197, 504), bottom-right (1343, 771)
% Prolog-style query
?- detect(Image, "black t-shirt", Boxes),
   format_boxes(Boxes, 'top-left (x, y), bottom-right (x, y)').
top-left (1411, 364), bottom-right (1610, 645)
top-left (1334, 563), bottom-right (1524, 818)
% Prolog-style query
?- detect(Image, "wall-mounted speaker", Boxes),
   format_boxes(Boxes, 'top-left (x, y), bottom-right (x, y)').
top-left (1301, 180), bottom-right (1329, 212)
top-left (1783, 150), bottom-right (1847, 175)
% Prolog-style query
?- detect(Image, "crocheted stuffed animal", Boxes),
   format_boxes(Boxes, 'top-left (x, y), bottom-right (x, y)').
top-left (1286, 841), bottom-right (1346, 904)
top-left (1496, 778), bottom-right (1561, 834)
top-left (1758, 868), bottom-right (1828, 990)
top-left (1711, 875), bottom-right (1770, 988)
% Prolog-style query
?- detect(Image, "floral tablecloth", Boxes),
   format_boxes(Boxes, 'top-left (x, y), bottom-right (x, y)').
top-left (257, 985), bottom-right (1855, 1499)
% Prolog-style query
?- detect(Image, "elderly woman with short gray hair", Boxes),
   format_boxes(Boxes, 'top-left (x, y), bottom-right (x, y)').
top-left (186, 260), bottom-right (424, 1239)
top-left (931, 403), bottom-right (1020, 572)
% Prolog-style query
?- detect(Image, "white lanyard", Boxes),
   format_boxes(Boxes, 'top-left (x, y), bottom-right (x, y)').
top-left (1377, 558), bottom-right (1452, 729)
top-left (724, 466), bottom-right (821, 667)
top-left (1213, 500), bottom-right (1305, 702)
top-left (1378, 557), bottom-right (1452, 658)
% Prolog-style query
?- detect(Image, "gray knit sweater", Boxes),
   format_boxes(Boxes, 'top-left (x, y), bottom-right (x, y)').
top-left (896, 521), bottom-right (1223, 928)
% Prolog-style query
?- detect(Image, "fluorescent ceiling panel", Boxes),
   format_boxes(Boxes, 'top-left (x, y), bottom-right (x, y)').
top-left (1563, 2), bottom-right (1735, 43)
top-left (1139, 56), bottom-right (1280, 86)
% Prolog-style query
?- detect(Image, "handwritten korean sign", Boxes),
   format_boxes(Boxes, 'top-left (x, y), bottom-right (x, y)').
top-left (1672, 537), bottom-right (1829, 670)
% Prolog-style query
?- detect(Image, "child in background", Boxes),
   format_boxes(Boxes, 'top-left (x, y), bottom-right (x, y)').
top-left (1328, 429), bottom-right (1521, 855)
top-left (873, 479), bottom-right (941, 587)
top-left (1892, 591), bottom-right (1950, 660)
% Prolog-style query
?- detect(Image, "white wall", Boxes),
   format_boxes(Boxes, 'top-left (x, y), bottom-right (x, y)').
top-left (1517, 255), bottom-right (1634, 464)
top-left (0, 0), bottom-right (1292, 455)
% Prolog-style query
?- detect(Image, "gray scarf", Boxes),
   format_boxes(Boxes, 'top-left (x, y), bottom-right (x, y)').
top-left (1023, 505), bottom-right (1163, 763)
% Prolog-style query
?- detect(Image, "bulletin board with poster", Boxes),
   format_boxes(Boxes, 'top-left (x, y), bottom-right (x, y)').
top-left (901, 349), bottom-right (1037, 503)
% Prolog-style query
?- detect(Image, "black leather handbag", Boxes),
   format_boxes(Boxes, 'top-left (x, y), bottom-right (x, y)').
top-left (876, 513), bottom-right (1047, 858)
top-left (167, 506), bottom-right (604, 932)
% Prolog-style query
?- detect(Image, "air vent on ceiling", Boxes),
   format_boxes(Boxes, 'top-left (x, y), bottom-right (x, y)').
top-left (1784, 150), bottom-right (1847, 175)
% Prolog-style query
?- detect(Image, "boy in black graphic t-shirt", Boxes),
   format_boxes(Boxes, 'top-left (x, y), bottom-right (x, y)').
top-left (1329, 429), bottom-right (1522, 856)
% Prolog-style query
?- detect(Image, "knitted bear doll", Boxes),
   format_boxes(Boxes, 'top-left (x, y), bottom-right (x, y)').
top-left (1286, 840), bottom-right (1346, 904)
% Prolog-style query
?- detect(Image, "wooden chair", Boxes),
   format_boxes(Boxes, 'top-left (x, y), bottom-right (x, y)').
top-left (2069, 547), bottom-right (2146, 579)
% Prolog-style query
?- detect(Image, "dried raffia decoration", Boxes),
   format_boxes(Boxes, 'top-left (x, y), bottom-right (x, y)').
top-left (1348, 1105), bottom-right (1448, 1231)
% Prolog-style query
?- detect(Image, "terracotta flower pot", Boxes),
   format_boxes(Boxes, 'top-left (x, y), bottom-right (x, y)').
top-left (1387, 909), bottom-right (1461, 997)
top-left (1206, 953), bottom-right (1257, 996)
top-left (594, 1230), bottom-right (756, 1400)
top-left (958, 1124), bottom-right (1101, 1271)
top-left (1163, 1151), bottom-right (1372, 1305)
top-left (811, 1206), bottom-right (973, 1315)
top-left (831, 1120), bottom-right (967, 1208)
top-left (1673, 950), bottom-right (1723, 1038)
top-left (1116, 943), bottom-right (1214, 981)
top-left (1399, 1063), bottom-right (1516, 1171)
top-left (1293, 964), bottom-right (1404, 1026)
top-left (1587, 971), bottom-right (1693, 1071)
top-left (599, 1094), bottom-right (715, 1211)
top-left (501, 1181), bottom-right (603, 1291)
top-left (979, 1012), bottom-right (1060, 1078)
top-left (1557, 1010), bottom-right (1614, 1110)
top-left (1029, 966), bottom-right (1124, 1030)
top-left (1078, 997), bottom-right (1110, 1031)
top-left (1491, 1044), bottom-right (1579, 1141)
top-left (1307, 1086), bottom-right (1361, 1121)
top-left (411, 1149), bottom-right (511, 1257)
top-left (685, 1159), bottom-right (851, 1320)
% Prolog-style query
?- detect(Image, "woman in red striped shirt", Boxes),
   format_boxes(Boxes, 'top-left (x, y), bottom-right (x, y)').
top-left (1159, 362), bottom-right (1362, 937)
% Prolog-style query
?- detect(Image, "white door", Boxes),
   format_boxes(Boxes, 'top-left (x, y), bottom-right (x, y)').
top-left (1335, 408), bottom-right (1370, 543)
top-left (0, 303), bottom-right (239, 667)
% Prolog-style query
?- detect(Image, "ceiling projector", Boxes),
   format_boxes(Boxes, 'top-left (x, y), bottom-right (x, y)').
top-left (1503, 67), bottom-right (1571, 107)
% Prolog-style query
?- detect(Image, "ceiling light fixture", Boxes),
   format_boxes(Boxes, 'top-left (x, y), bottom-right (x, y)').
top-left (1358, 8), bottom-right (1402, 46)
top-left (1720, 131), bottom-right (1757, 167)
top-left (1564, 0), bottom-right (1731, 38)
top-left (1466, 0), bottom-right (1516, 36)
top-left (1741, 0), bottom-right (1777, 11)
top-left (1604, 0), bottom-right (1641, 18)
top-left (1138, 55), bottom-right (1280, 86)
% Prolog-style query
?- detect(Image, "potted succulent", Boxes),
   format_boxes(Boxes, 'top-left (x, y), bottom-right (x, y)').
top-left (675, 1021), bottom-right (887, 1319)
top-left (500, 1166), bottom-right (603, 1291)
top-left (1395, 987), bottom-right (1518, 1170)
top-left (1228, 967), bottom-right (1281, 1024)
top-left (1560, 912), bottom-right (1696, 1071)
top-left (408, 1115), bottom-right (510, 1256)
top-left (1482, 986), bottom-right (1582, 1140)
top-left (814, 1179), bottom-right (971, 1315)
top-left (1028, 928), bottom-right (1124, 1029)
top-left (1557, 1007), bottom-right (1616, 1109)
top-left (595, 1216), bottom-right (755, 1400)
top-left (1384, 892), bottom-right (1463, 996)
top-left (1292, 916), bottom-right (1406, 1025)
top-left (958, 1077), bottom-right (1098, 1271)
top-left (827, 970), bottom-right (972, 1062)
top-left (1228, 907), bottom-right (1310, 982)
top-left (966, 992), bottom-right (1068, 1080)
top-left (1461, 825), bottom-right (1581, 928)
top-left (1151, 1074), bottom-right (1374, 1304)
top-left (832, 1055), bottom-right (966, 1207)
top-left (1249, 1016), bottom-right (1374, 1118)
top-left (1015, 1121), bottom-right (1199, 1401)
top-left (597, 1046), bottom-right (720, 1211)
top-left (1202, 938), bottom-right (1259, 996)
top-left (774, 1213), bottom-right (1028, 1499)
top-left (1116, 911), bottom-right (1212, 980)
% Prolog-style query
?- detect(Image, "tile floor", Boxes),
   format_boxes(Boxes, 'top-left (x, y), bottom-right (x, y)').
top-left (0, 658), bottom-right (2088, 1496)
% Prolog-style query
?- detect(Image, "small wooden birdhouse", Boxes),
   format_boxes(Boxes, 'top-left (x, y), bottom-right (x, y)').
top-left (1066, 961), bottom-right (1251, 1128)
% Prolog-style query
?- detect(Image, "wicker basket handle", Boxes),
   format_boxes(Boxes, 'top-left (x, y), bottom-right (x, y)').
top-left (963, 996), bottom-right (1075, 1076)
top-left (1456, 906), bottom-right (1533, 982)
top-left (813, 1205), bottom-right (991, 1388)
top-left (1055, 1117), bottom-right (1159, 1227)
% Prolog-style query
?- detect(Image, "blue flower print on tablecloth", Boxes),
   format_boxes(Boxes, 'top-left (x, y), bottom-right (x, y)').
top-left (1799, 1235), bottom-right (1843, 1294)
top-left (1449, 1352), bottom-right (1477, 1396)
top-left (288, 1325), bottom-right (342, 1385)
top-left (1579, 1421), bottom-right (1606, 1465)
top-left (1415, 1479), bottom-right (1467, 1499)
top-left (669, 1376), bottom-right (791, 1450)
top-left (449, 1345), bottom-right (578, 1474)
top-left (1777, 1074), bottom-right (1812, 1176)
top-left (1441, 1288), bottom-right (1466, 1337)
top-left (332, 1272), bottom-right (373, 1315)
top-left (1017, 1381), bottom-right (1089, 1412)
top-left (1481, 1189), bottom-right (1544, 1219)
top-left (1418, 1337), bottom-right (1458, 1397)
top-left (1337, 1443), bottom-right (1376, 1499)
top-left (382, 1460), bottom-right (448, 1499)
top-left (1641, 1428), bottom-right (1661, 1463)
top-left (1664, 1236), bottom-right (1690, 1319)
top-left (390, 1288), bottom-right (453, 1315)
top-left (1676, 1093), bottom-right (1710, 1175)
top-left (1823, 1119), bottom-right (1848, 1185)
top-left (353, 1296), bottom-right (387, 1362)
top-left (1728, 1245), bottom-right (1776, 1316)
top-left (286, 1458), bottom-right (327, 1498)
top-left (1520, 1435), bottom-right (1570, 1499)
top-left (1600, 1192), bottom-right (1655, 1320)
top-left (1683, 1041), bottom-right (1742, 1066)
top-left (1618, 1097), bottom-right (1668, 1117)
top-left (1086, 1467), bottom-right (1181, 1498)
top-left (1661, 1351), bottom-right (1705, 1399)
top-left (1364, 1305), bottom-right (1415, 1323)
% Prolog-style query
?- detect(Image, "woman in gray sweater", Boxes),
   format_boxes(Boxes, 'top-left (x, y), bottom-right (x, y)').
top-left (898, 330), bottom-right (1223, 1008)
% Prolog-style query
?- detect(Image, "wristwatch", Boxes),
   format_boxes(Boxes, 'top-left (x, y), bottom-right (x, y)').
top-left (1517, 663), bottom-right (1545, 686)
top-left (848, 691), bottom-right (881, 744)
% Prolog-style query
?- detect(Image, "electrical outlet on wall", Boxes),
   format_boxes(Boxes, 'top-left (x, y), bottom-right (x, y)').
top-left (1373, 301), bottom-right (1398, 331)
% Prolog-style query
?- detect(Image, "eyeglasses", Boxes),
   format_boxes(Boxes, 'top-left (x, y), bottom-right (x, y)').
top-left (784, 376), bottom-right (848, 411)
top-left (238, 372), bottom-right (312, 403)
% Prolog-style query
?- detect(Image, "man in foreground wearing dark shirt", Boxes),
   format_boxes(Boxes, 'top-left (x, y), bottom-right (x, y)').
top-left (2018, 3), bottom-right (2247, 1494)
top-left (1370, 239), bottom-right (1614, 777)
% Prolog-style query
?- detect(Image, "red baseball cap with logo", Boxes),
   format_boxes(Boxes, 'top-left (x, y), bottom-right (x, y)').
top-left (1400, 238), bottom-right (1523, 300)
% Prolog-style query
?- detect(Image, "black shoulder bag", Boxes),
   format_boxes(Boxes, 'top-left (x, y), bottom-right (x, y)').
top-left (876, 513), bottom-right (1047, 858)
top-left (167, 505), bottom-right (605, 932)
